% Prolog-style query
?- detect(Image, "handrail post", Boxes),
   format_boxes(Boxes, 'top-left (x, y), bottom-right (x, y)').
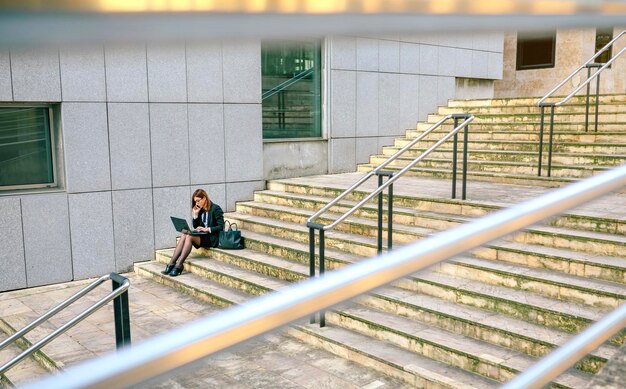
top-left (306, 222), bottom-right (326, 327)
top-left (452, 117), bottom-right (459, 198)
top-left (462, 121), bottom-right (469, 200)
top-left (585, 66), bottom-right (591, 132)
top-left (594, 71), bottom-right (601, 133)
top-left (318, 229), bottom-right (325, 327)
top-left (377, 174), bottom-right (384, 254)
top-left (376, 171), bottom-right (394, 253)
top-left (538, 105), bottom-right (545, 176)
top-left (308, 226), bottom-right (315, 324)
top-left (548, 105), bottom-right (555, 177)
top-left (110, 273), bottom-right (131, 349)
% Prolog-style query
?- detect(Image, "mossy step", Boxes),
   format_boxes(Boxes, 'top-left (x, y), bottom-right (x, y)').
top-left (331, 305), bottom-right (592, 387)
top-left (438, 103), bottom-right (626, 115)
top-left (417, 122), bottom-right (626, 132)
top-left (427, 112), bottom-right (626, 123)
top-left (366, 286), bottom-right (614, 374)
top-left (447, 95), bottom-right (626, 108)
top-left (381, 147), bottom-right (626, 166)
top-left (407, 130), bottom-right (626, 143)
top-left (356, 164), bottom-right (574, 187)
top-left (236, 199), bottom-right (626, 259)
top-left (152, 246), bottom-right (594, 386)
top-left (136, 260), bottom-right (497, 388)
top-left (367, 155), bottom-right (610, 178)
top-left (174, 234), bottom-right (618, 375)
top-left (395, 138), bottom-right (626, 154)
top-left (231, 204), bottom-right (626, 307)
top-left (399, 270), bottom-right (614, 337)
top-left (135, 260), bottom-right (250, 307)
top-left (439, 256), bottom-right (626, 309)
top-left (0, 318), bottom-right (65, 373)
top-left (0, 341), bottom-right (52, 387)
top-left (153, 251), bottom-right (290, 296)
top-left (290, 324), bottom-right (499, 388)
top-left (257, 187), bottom-right (626, 236)
top-left (220, 229), bottom-right (615, 337)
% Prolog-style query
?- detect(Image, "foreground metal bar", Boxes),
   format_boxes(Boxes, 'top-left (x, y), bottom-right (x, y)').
top-left (0, 276), bottom-right (130, 375)
top-left (24, 164), bottom-right (626, 389)
top-left (502, 301), bottom-right (626, 389)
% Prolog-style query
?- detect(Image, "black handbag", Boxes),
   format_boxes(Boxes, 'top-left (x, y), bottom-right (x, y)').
top-left (219, 221), bottom-right (244, 249)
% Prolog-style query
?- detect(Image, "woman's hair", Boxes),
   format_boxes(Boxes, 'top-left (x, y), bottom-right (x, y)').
top-left (191, 189), bottom-right (212, 212)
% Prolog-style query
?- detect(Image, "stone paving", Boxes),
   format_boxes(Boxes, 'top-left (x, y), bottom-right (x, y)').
top-left (0, 273), bottom-right (403, 388)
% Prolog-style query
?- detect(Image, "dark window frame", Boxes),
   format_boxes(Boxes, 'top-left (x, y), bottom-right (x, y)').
top-left (0, 105), bottom-right (58, 192)
top-left (516, 30), bottom-right (557, 70)
top-left (595, 27), bottom-right (613, 66)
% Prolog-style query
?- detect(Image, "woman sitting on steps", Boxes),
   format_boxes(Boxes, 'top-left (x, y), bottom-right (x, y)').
top-left (162, 189), bottom-right (225, 276)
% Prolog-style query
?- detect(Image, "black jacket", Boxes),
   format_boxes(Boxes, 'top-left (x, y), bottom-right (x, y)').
top-left (193, 203), bottom-right (225, 247)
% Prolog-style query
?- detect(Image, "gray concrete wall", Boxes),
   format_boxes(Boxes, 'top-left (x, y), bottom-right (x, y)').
top-left (327, 32), bottom-right (504, 173)
top-left (0, 41), bottom-right (264, 291)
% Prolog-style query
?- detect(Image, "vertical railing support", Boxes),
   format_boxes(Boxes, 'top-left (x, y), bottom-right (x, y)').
top-left (462, 121), bottom-right (469, 200)
top-left (307, 222), bottom-right (326, 327)
top-left (538, 105), bottom-right (546, 176)
top-left (452, 117), bottom-right (459, 198)
top-left (585, 66), bottom-right (591, 133)
top-left (377, 174), bottom-right (384, 255)
top-left (547, 105), bottom-right (556, 177)
top-left (594, 72), bottom-right (601, 133)
top-left (110, 273), bottom-right (131, 349)
top-left (376, 171), bottom-right (394, 254)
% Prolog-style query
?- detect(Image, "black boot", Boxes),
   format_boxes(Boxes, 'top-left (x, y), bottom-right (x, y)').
top-left (169, 266), bottom-right (183, 277)
top-left (161, 264), bottom-right (174, 275)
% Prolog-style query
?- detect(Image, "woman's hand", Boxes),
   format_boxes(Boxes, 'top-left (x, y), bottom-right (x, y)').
top-left (196, 227), bottom-right (210, 232)
top-left (192, 204), bottom-right (201, 217)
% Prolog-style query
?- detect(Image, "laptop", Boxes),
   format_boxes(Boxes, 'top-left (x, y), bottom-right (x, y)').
top-left (170, 216), bottom-right (208, 235)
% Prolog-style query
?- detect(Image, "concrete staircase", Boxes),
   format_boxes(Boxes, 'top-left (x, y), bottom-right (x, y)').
top-left (137, 94), bottom-right (626, 388)
top-left (359, 95), bottom-right (626, 187)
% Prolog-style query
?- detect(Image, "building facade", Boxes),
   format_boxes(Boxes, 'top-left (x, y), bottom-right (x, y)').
top-left (0, 32), bottom-right (506, 291)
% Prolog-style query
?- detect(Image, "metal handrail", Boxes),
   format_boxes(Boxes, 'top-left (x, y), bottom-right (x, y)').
top-left (306, 113), bottom-right (473, 326)
top-left (262, 67), bottom-right (315, 101)
top-left (537, 30), bottom-right (625, 107)
top-left (22, 163), bottom-right (626, 389)
top-left (536, 30), bottom-right (626, 177)
top-left (307, 114), bottom-right (474, 231)
top-left (0, 273), bottom-right (131, 375)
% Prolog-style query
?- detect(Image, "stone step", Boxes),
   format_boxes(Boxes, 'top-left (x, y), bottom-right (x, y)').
top-left (329, 305), bottom-right (592, 386)
top-left (408, 129), bottom-right (626, 143)
top-left (135, 260), bottom-right (499, 388)
top-left (446, 95), bottom-right (626, 108)
top-left (427, 112), bottom-right (626, 124)
top-left (381, 146), bottom-right (626, 166)
top-left (195, 242), bottom-right (617, 373)
top-left (367, 155), bottom-right (610, 178)
top-left (0, 343), bottom-right (51, 387)
top-left (231, 204), bottom-right (626, 307)
top-left (394, 138), bottom-right (626, 154)
top-left (236, 199), bottom-right (626, 259)
top-left (438, 103), bottom-right (626, 115)
top-left (417, 121), bottom-right (626, 132)
top-left (255, 188), bottom-right (626, 237)
top-left (214, 228), bottom-right (615, 337)
top-left (357, 163), bottom-right (575, 187)
top-left (150, 250), bottom-right (598, 386)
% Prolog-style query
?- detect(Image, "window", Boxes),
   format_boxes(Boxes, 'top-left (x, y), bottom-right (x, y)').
top-left (262, 40), bottom-right (322, 139)
top-left (516, 30), bottom-right (556, 70)
top-left (0, 106), bottom-right (56, 190)
top-left (595, 27), bottom-right (613, 65)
